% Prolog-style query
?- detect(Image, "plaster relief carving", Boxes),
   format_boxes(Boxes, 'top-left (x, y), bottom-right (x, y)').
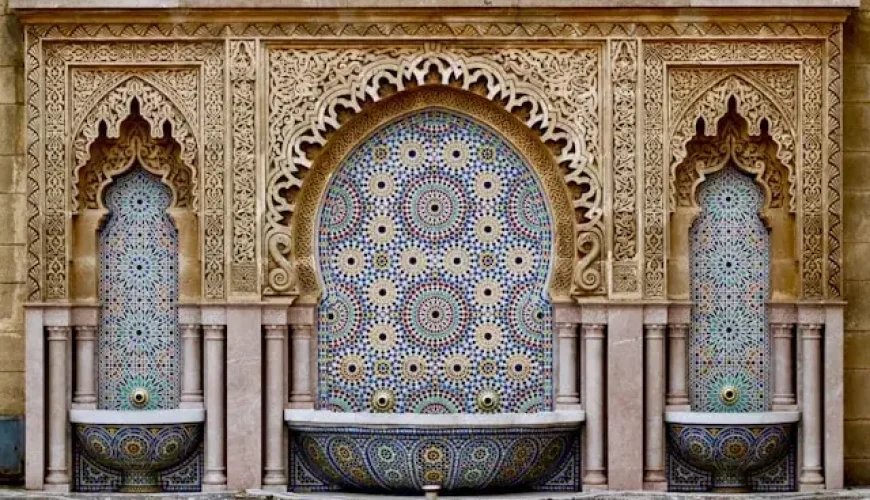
top-left (643, 41), bottom-right (830, 299)
top-left (266, 44), bottom-right (603, 297)
top-left (30, 38), bottom-right (225, 300)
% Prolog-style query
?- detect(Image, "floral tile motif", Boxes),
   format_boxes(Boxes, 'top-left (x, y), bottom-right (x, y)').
top-left (689, 167), bottom-right (771, 413)
top-left (317, 110), bottom-right (554, 413)
top-left (98, 167), bottom-right (180, 410)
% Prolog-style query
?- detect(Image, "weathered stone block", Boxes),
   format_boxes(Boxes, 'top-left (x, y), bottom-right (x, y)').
top-left (844, 152), bottom-right (870, 191)
top-left (0, 372), bottom-right (23, 415)
top-left (845, 103), bottom-right (870, 152)
top-left (845, 369), bottom-right (870, 419)
top-left (846, 281), bottom-right (870, 330)
top-left (845, 191), bottom-right (870, 243)
top-left (0, 332), bottom-right (24, 373)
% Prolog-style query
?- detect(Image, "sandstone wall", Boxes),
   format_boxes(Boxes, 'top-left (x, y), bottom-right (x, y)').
top-left (0, 0), bottom-right (25, 418)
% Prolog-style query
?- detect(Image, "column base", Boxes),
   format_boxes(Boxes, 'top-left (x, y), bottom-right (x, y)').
top-left (583, 470), bottom-right (607, 486)
top-left (643, 480), bottom-right (667, 491)
top-left (202, 469), bottom-right (227, 492)
top-left (260, 483), bottom-right (288, 491)
top-left (799, 468), bottom-right (825, 487)
top-left (43, 482), bottom-right (70, 493)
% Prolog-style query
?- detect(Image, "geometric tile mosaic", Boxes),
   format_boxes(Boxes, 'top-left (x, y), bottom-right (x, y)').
top-left (288, 425), bottom-right (580, 493)
top-left (74, 439), bottom-right (203, 493)
top-left (689, 166), bottom-right (771, 413)
top-left (98, 166), bottom-right (180, 410)
top-left (317, 109), bottom-right (554, 414)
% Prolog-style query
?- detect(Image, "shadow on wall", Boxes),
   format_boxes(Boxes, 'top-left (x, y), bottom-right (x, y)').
top-left (0, 416), bottom-right (23, 485)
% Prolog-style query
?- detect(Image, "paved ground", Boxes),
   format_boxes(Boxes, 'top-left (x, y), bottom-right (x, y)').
top-left (2, 488), bottom-right (870, 500)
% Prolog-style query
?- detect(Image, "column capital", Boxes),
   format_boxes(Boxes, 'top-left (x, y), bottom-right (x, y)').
top-left (202, 324), bottom-right (226, 340)
top-left (264, 324), bottom-right (288, 340)
top-left (46, 325), bottom-right (69, 341)
top-left (582, 323), bottom-right (606, 339)
top-left (644, 323), bottom-right (666, 339)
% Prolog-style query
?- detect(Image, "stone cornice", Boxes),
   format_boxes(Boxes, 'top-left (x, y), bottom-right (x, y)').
top-left (8, 0), bottom-right (861, 8)
top-left (12, 6), bottom-right (855, 25)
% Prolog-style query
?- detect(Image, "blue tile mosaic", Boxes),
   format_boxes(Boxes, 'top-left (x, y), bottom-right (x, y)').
top-left (689, 167), bottom-right (771, 413)
top-left (98, 167), bottom-right (180, 410)
top-left (288, 425), bottom-right (580, 494)
top-left (316, 109), bottom-right (554, 414)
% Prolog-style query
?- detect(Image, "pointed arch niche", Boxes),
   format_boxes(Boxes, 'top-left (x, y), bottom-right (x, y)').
top-left (71, 99), bottom-right (200, 303)
top-left (668, 97), bottom-right (797, 302)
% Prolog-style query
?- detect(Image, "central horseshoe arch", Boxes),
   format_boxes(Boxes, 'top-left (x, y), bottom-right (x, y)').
top-left (292, 86), bottom-right (577, 305)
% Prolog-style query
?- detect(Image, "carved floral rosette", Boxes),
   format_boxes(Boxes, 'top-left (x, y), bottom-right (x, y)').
top-left (21, 17), bottom-right (844, 303)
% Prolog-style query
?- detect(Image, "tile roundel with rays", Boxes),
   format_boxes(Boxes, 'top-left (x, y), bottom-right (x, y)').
top-left (317, 109), bottom-right (555, 414)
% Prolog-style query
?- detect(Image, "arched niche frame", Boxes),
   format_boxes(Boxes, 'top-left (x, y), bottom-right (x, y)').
top-left (70, 100), bottom-right (200, 302)
top-left (71, 74), bottom-right (199, 213)
top-left (266, 46), bottom-right (602, 298)
top-left (292, 86), bottom-right (576, 304)
top-left (667, 97), bottom-right (797, 301)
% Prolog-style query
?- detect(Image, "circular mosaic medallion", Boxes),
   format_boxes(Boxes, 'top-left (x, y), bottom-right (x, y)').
top-left (402, 175), bottom-right (467, 242)
top-left (320, 287), bottom-right (362, 347)
top-left (508, 178), bottom-right (551, 241)
top-left (508, 286), bottom-right (549, 347)
top-left (403, 282), bottom-right (468, 348)
top-left (321, 179), bottom-right (363, 241)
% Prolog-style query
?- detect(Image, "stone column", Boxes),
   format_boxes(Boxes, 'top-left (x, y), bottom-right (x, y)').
top-left (72, 326), bottom-right (97, 408)
top-left (771, 323), bottom-right (796, 407)
top-left (202, 324), bottom-right (227, 491)
top-left (583, 321), bottom-right (606, 487)
top-left (555, 321), bottom-right (581, 408)
top-left (180, 324), bottom-right (203, 409)
top-left (799, 320), bottom-right (824, 488)
top-left (643, 323), bottom-right (667, 488)
top-left (44, 326), bottom-right (70, 491)
top-left (289, 306), bottom-right (316, 408)
top-left (263, 323), bottom-right (288, 488)
top-left (666, 323), bottom-right (690, 407)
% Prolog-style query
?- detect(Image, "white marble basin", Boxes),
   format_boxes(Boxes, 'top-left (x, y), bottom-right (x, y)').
top-left (70, 408), bottom-right (205, 424)
top-left (664, 410), bottom-right (799, 425)
top-left (284, 408), bottom-right (585, 428)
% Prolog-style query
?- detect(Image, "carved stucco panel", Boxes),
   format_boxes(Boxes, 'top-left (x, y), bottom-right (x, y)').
top-left (668, 68), bottom-right (799, 213)
top-left (609, 39), bottom-right (640, 296)
top-left (30, 37), bottom-right (226, 301)
top-left (229, 40), bottom-right (258, 296)
top-left (69, 68), bottom-right (200, 212)
top-left (643, 40), bottom-right (828, 300)
top-left (265, 44), bottom-right (603, 298)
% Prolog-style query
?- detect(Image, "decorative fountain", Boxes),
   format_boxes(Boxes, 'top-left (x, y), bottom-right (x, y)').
top-left (664, 104), bottom-right (799, 492)
top-left (67, 113), bottom-right (205, 493)
top-left (285, 90), bottom-right (584, 494)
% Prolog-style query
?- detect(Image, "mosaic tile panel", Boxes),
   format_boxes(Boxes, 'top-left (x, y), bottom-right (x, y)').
top-left (317, 109), bottom-right (554, 414)
top-left (74, 439), bottom-right (203, 493)
top-left (98, 167), bottom-right (180, 410)
top-left (689, 167), bottom-right (771, 413)
top-left (288, 425), bottom-right (580, 493)
top-left (666, 425), bottom-right (796, 493)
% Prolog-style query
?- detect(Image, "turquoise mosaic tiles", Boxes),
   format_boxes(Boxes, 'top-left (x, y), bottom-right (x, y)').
top-left (316, 109), bottom-right (555, 414)
top-left (689, 166), bottom-right (771, 412)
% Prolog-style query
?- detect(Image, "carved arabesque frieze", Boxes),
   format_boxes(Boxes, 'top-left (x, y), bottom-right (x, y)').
top-left (31, 39), bottom-right (226, 301)
top-left (70, 70), bottom-right (199, 213)
top-left (674, 102), bottom-right (791, 213)
top-left (77, 112), bottom-right (194, 211)
top-left (22, 20), bottom-right (845, 304)
top-left (265, 44), bottom-right (603, 297)
top-left (229, 40), bottom-right (258, 295)
top-left (644, 40), bottom-right (831, 300)
top-left (668, 70), bottom-right (798, 213)
top-left (610, 39), bottom-right (640, 296)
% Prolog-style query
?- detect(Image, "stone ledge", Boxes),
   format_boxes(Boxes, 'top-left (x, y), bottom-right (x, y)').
top-left (7, 0), bottom-right (862, 9)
